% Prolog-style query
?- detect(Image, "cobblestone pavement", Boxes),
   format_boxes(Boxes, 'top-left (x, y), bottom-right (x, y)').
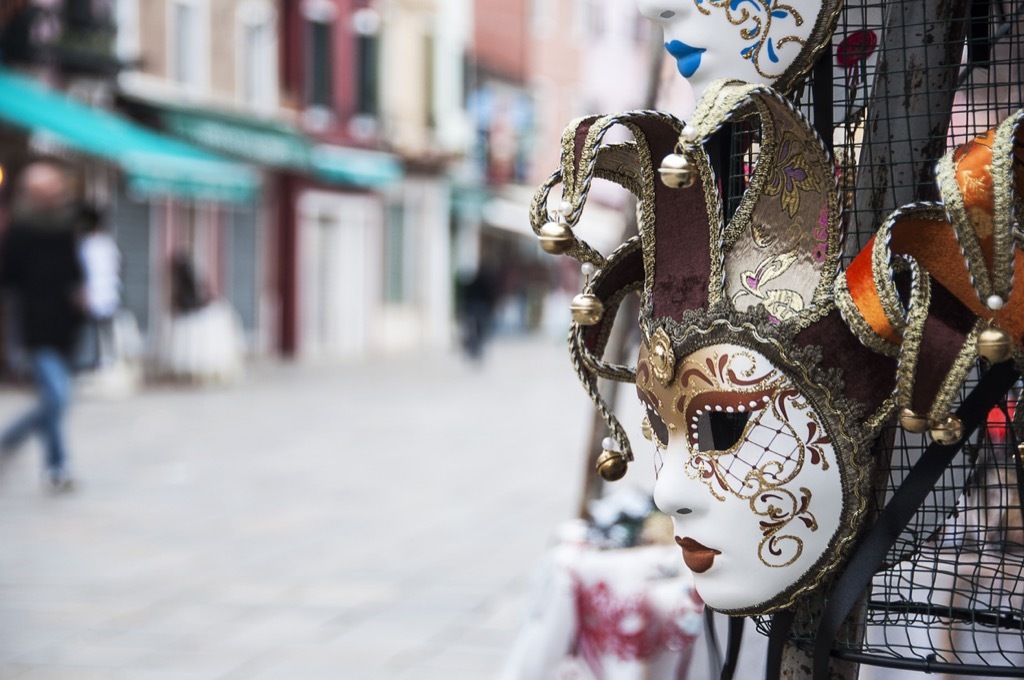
top-left (0, 337), bottom-right (599, 680)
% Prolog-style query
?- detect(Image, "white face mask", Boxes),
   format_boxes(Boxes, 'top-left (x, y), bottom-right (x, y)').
top-left (636, 0), bottom-right (829, 99)
top-left (640, 342), bottom-right (844, 613)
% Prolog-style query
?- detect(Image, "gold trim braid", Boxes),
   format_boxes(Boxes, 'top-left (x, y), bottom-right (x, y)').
top-left (935, 151), bottom-right (992, 302)
top-left (989, 109), bottom-right (1024, 301)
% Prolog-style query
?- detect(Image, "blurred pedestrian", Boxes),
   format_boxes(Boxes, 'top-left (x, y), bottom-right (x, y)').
top-left (0, 160), bottom-right (85, 492)
top-left (170, 253), bottom-right (208, 315)
top-left (77, 205), bottom-right (121, 368)
top-left (457, 264), bottom-right (498, 361)
top-left (163, 252), bottom-right (245, 384)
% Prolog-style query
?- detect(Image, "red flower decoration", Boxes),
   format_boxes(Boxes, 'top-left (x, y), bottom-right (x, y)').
top-left (836, 30), bottom-right (879, 68)
top-left (836, 30), bottom-right (879, 87)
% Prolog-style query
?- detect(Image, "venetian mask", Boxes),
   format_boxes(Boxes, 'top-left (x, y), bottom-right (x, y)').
top-left (530, 81), bottom-right (915, 615)
top-left (531, 81), bottom-right (1024, 614)
top-left (637, 342), bottom-right (844, 612)
top-left (636, 0), bottom-right (842, 98)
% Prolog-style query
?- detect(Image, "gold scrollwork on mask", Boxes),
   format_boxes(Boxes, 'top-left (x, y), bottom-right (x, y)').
top-left (693, 0), bottom-right (807, 80)
top-left (754, 486), bottom-right (818, 567)
top-left (675, 348), bottom-right (832, 567)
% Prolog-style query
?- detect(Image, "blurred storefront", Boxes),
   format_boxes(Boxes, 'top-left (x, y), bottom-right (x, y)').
top-left (111, 0), bottom-right (445, 363)
top-left (114, 89), bottom-right (403, 361)
top-left (279, 0), bottom-right (471, 359)
top-left (0, 68), bottom-right (259, 372)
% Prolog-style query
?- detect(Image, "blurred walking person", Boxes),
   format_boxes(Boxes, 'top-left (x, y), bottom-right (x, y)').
top-left (163, 253), bottom-right (245, 384)
top-left (77, 205), bottom-right (121, 367)
top-left (457, 264), bottom-right (498, 362)
top-left (0, 160), bottom-right (85, 491)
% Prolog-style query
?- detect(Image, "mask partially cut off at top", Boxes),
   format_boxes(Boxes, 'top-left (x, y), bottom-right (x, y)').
top-left (636, 0), bottom-right (843, 100)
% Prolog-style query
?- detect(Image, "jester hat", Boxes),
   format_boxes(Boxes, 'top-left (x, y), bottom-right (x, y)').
top-left (531, 81), bottom-right (944, 614)
top-left (847, 107), bottom-right (1024, 436)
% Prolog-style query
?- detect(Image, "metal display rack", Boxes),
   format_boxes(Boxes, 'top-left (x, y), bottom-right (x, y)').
top-left (731, 1), bottom-right (1024, 675)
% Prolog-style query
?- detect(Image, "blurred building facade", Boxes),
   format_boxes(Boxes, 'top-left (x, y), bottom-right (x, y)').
top-left (0, 0), bottom-right (262, 373)
top-left (112, 0), bottom-right (284, 361)
top-left (464, 0), bottom-right (670, 333)
top-left (0, 0), bottom-right (676, 369)
top-left (113, 0), bottom-right (473, 361)
top-left (118, 0), bottom-right (449, 362)
top-left (458, 0), bottom-right (538, 331)
top-left (278, 0), bottom-right (470, 359)
top-left (0, 0), bottom-right (473, 366)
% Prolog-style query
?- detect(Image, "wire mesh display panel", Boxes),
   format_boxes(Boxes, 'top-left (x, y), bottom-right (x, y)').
top-left (712, 0), bottom-right (1024, 674)
top-left (758, 378), bottom-right (1024, 676)
top-left (827, 1), bottom-right (1024, 668)
top-left (723, 1), bottom-right (1024, 254)
top-left (831, 0), bottom-right (1024, 253)
top-left (854, 398), bottom-right (1024, 672)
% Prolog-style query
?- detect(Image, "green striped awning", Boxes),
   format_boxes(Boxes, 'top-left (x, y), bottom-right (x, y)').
top-left (117, 94), bottom-right (403, 189)
top-left (0, 69), bottom-right (258, 204)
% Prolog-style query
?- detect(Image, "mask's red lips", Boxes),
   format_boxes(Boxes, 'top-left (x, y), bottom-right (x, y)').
top-left (676, 536), bottom-right (720, 574)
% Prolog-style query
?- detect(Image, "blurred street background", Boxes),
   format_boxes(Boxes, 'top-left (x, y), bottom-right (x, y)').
top-left (0, 0), bottom-right (692, 374)
top-left (0, 2), bottom-right (1017, 680)
top-left (0, 337), bottom-right (599, 679)
top-left (0, 1), bottom-right (704, 678)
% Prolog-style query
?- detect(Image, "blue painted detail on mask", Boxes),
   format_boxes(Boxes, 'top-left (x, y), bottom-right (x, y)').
top-left (766, 37), bottom-right (779, 63)
top-left (666, 40), bottom-right (707, 78)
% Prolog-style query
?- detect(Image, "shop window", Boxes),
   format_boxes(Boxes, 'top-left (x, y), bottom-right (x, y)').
top-left (300, 0), bottom-right (335, 112)
top-left (169, 0), bottom-right (208, 93)
top-left (238, 1), bottom-right (278, 110)
top-left (114, 0), bottom-right (139, 62)
top-left (383, 201), bottom-right (409, 304)
top-left (529, 0), bottom-right (552, 37)
top-left (307, 19), bottom-right (333, 108)
top-left (423, 34), bottom-right (436, 129)
top-left (352, 8), bottom-right (380, 117)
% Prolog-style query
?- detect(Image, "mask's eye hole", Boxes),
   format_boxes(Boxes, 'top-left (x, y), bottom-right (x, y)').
top-left (646, 407), bottom-right (669, 448)
top-left (697, 411), bottom-right (752, 452)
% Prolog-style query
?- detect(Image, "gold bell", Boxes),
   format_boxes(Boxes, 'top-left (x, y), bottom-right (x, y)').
top-left (641, 416), bottom-right (653, 441)
top-left (929, 414), bottom-right (965, 445)
top-left (596, 449), bottom-right (628, 481)
top-left (899, 408), bottom-right (930, 434)
top-left (658, 153), bottom-right (696, 189)
top-left (977, 323), bottom-right (1014, 364)
top-left (538, 221), bottom-right (575, 255)
top-left (570, 293), bottom-right (604, 326)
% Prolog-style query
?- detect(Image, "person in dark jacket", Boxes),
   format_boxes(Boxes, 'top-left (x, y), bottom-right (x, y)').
top-left (457, 265), bottom-right (498, 361)
top-left (0, 160), bottom-right (85, 491)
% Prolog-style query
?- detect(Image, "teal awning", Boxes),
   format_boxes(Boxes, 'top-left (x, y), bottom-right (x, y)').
top-left (156, 106), bottom-right (312, 170)
top-left (0, 69), bottom-right (258, 204)
top-left (311, 144), bottom-right (403, 188)
top-left (117, 93), bottom-right (403, 189)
